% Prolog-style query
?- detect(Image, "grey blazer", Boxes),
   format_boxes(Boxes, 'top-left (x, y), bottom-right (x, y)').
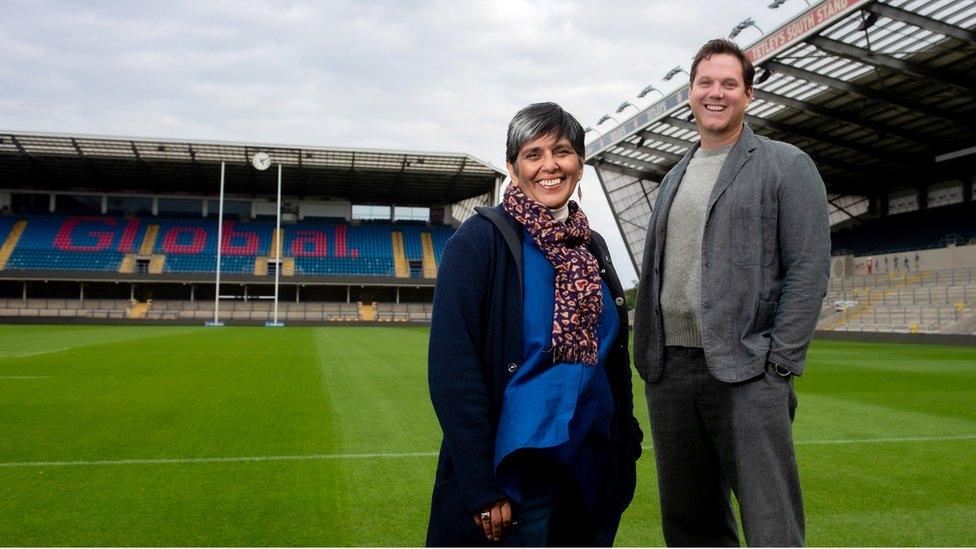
top-left (633, 124), bottom-right (830, 383)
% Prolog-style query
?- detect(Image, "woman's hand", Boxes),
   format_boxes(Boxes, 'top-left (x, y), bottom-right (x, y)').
top-left (472, 498), bottom-right (512, 541)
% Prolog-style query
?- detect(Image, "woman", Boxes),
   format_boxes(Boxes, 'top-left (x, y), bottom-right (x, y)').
top-left (426, 102), bottom-right (643, 547)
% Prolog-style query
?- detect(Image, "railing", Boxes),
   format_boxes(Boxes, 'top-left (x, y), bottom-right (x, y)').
top-left (837, 306), bottom-right (962, 326)
top-left (824, 266), bottom-right (975, 332)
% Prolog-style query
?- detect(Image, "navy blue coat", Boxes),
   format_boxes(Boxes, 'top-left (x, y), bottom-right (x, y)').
top-left (426, 205), bottom-right (643, 546)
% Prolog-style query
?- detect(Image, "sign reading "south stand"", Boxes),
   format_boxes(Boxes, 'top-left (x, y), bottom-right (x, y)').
top-left (745, 0), bottom-right (868, 63)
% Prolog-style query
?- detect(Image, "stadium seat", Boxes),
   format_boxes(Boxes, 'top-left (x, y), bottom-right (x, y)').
top-left (3, 214), bottom-right (455, 279)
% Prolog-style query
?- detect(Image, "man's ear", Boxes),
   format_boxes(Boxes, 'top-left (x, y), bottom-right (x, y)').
top-left (745, 86), bottom-right (755, 103)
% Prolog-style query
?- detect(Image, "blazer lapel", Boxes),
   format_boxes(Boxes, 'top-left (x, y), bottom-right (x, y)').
top-left (705, 123), bottom-right (759, 215)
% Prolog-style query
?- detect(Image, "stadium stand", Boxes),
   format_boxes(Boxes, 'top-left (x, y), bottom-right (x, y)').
top-left (819, 267), bottom-right (976, 334)
top-left (0, 214), bottom-right (455, 278)
top-left (5, 216), bottom-right (144, 272)
top-left (831, 202), bottom-right (976, 257)
top-left (0, 131), bottom-right (504, 323)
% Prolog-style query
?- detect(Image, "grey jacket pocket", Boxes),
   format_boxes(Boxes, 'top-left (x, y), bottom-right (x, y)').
top-left (754, 298), bottom-right (779, 332)
top-left (732, 206), bottom-right (761, 266)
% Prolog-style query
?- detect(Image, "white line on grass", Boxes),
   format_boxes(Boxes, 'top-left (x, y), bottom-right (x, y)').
top-left (0, 376), bottom-right (50, 379)
top-left (2, 435), bottom-right (975, 469)
top-left (12, 348), bottom-right (69, 358)
top-left (796, 434), bottom-right (976, 445)
top-left (0, 451), bottom-right (439, 468)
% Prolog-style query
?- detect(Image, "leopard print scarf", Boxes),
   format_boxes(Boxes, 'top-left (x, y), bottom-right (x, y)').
top-left (503, 183), bottom-right (603, 366)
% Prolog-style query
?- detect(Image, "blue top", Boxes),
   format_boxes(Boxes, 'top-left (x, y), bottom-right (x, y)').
top-left (493, 231), bottom-right (620, 508)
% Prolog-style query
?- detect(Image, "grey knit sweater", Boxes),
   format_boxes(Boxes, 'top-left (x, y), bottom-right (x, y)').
top-left (660, 145), bottom-right (731, 347)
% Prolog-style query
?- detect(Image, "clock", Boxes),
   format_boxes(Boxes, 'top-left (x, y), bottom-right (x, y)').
top-left (251, 152), bottom-right (272, 171)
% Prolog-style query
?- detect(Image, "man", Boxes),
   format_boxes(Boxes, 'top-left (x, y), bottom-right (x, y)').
top-left (633, 39), bottom-right (830, 546)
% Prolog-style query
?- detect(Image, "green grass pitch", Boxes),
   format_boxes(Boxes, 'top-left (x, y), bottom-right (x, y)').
top-left (1, 324), bottom-right (975, 546)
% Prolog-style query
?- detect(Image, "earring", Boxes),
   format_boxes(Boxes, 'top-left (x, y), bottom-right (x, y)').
top-left (577, 184), bottom-right (583, 201)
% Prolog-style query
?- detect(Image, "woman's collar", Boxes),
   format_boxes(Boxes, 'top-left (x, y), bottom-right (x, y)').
top-left (549, 202), bottom-right (569, 222)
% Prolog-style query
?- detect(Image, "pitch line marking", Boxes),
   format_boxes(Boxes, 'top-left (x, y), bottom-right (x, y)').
top-left (1, 435), bottom-right (975, 469)
top-left (12, 348), bottom-right (69, 358)
top-left (796, 434), bottom-right (976, 445)
top-left (0, 376), bottom-right (50, 379)
top-left (0, 451), bottom-right (440, 468)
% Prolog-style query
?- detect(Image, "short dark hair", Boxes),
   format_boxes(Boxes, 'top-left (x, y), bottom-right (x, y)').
top-left (505, 102), bottom-right (585, 166)
top-left (690, 38), bottom-right (755, 89)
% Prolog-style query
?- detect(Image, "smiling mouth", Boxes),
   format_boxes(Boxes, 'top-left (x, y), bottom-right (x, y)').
top-left (536, 177), bottom-right (564, 189)
top-left (704, 104), bottom-right (727, 112)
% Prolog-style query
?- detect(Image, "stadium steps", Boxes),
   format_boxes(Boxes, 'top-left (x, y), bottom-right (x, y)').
top-left (819, 271), bottom-right (933, 333)
top-left (358, 301), bottom-right (377, 321)
top-left (119, 254), bottom-right (136, 273)
top-left (139, 225), bottom-right (159, 255)
top-left (282, 257), bottom-right (294, 276)
top-left (943, 310), bottom-right (976, 334)
top-left (826, 287), bottom-right (894, 330)
top-left (420, 232), bottom-right (437, 278)
top-left (270, 228), bottom-right (283, 259)
top-left (149, 254), bottom-right (166, 274)
top-left (254, 257), bottom-right (268, 275)
top-left (391, 231), bottom-right (409, 278)
top-left (0, 220), bottom-right (27, 270)
top-left (126, 299), bottom-right (151, 319)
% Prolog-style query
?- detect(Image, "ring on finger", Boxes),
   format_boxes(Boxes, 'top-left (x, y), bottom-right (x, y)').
top-left (480, 511), bottom-right (491, 521)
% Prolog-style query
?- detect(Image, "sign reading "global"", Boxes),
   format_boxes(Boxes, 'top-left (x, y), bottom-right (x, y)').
top-left (51, 217), bottom-right (360, 258)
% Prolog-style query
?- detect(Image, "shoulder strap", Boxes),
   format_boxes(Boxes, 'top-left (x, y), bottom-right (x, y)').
top-left (474, 206), bottom-right (523, 288)
top-left (475, 206), bottom-right (522, 265)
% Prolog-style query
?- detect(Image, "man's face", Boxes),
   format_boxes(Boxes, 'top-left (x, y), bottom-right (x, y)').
top-left (506, 133), bottom-right (582, 209)
top-left (690, 53), bottom-right (753, 143)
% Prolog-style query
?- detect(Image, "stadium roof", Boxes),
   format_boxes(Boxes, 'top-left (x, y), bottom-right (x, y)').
top-left (585, 0), bottom-right (976, 274)
top-left (0, 131), bottom-right (505, 206)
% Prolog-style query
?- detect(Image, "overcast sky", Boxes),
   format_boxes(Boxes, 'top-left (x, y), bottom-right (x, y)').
top-left (1, 0), bottom-right (812, 285)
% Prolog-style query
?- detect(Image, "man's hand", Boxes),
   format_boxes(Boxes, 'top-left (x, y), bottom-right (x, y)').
top-left (472, 498), bottom-right (512, 541)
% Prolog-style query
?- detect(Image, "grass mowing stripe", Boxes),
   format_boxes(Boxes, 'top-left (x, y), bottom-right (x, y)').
top-left (4, 434), bottom-right (974, 469)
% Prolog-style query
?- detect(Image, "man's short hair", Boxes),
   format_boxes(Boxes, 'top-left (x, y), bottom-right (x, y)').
top-left (505, 102), bottom-right (585, 167)
top-left (690, 38), bottom-right (755, 89)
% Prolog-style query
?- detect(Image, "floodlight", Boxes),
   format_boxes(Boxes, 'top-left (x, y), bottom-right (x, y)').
top-left (729, 18), bottom-right (763, 40)
top-left (616, 101), bottom-right (639, 114)
top-left (597, 114), bottom-right (619, 125)
top-left (637, 84), bottom-right (665, 98)
top-left (769, 0), bottom-right (810, 7)
top-left (663, 66), bottom-right (688, 81)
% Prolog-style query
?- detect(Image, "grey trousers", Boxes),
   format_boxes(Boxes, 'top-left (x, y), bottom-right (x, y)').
top-left (644, 346), bottom-right (803, 547)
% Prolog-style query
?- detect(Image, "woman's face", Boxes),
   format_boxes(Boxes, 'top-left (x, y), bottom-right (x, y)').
top-left (506, 133), bottom-right (583, 209)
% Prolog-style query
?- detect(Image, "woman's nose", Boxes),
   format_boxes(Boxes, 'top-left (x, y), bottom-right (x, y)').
top-left (541, 154), bottom-right (558, 171)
